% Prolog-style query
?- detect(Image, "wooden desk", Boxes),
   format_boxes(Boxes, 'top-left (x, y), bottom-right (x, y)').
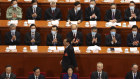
top-left (0, 46), bottom-right (139, 78)
top-left (0, 0), bottom-right (140, 20)
top-left (0, 20), bottom-right (138, 46)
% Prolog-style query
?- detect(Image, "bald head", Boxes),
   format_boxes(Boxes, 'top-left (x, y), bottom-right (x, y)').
top-left (132, 64), bottom-right (138, 73)
top-left (97, 62), bottom-right (103, 72)
top-left (71, 24), bottom-right (78, 30)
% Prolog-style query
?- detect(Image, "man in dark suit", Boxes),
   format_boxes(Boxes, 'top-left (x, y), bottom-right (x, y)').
top-left (28, 67), bottom-right (45, 79)
top-left (60, 38), bottom-right (78, 73)
top-left (44, 1), bottom-right (62, 20)
top-left (85, 0), bottom-right (101, 21)
top-left (67, 24), bottom-right (83, 46)
top-left (125, 64), bottom-right (140, 79)
top-left (104, 3), bottom-right (122, 22)
top-left (67, 1), bottom-right (83, 24)
top-left (46, 25), bottom-right (62, 46)
top-left (0, 65), bottom-right (16, 79)
top-left (25, 24), bottom-right (41, 45)
top-left (86, 27), bottom-right (101, 46)
top-left (91, 62), bottom-right (108, 79)
top-left (105, 26), bottom-right (121, 46)
top-left (127, 25), bottom-right (140, 47)
top-left (26, 0), bottom-right (42, 20)
top-left (124, 1), bottom-right (140, 21)
top-left (5, 24), bottom-right (20, 45)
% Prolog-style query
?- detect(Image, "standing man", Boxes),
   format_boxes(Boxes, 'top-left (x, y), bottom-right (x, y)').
top-left (60, 38), bottom-right (78, 73)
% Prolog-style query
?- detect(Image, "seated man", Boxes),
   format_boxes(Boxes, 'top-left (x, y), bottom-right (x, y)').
top-left (25, 24), bottom-right (41, 45)
top-left (66, 24), bottom-right (83, 46)
top-left (45, 1), bottom-right (62, 20)
top-left (26, 0), bottom-right (42, 20)
top-left (86, 27), bottom-right (101, 46)
top-left (6, 0), bottom-right (22, 20)
top-left (125, 64), bottom-right (140, 79)
top-left (28, 67), bottom-right (45, 79)
top-left (91, 62), bottom-right (108, 79)
top-left (85, 0), bottom-right (101, 21)
top-left (105, 26), bottom-right (121, 46)
top-left (67, 1), bottom-right (83, 23)
top-left (124, 1), bottom-right (140, 21)
top-left (104, 3), bottom-right (122, 22)
top-left (5, 24), bottom-right (20, 45)
top-left (46, 25), bottom-right (62, 46)
top-left (0, 65), bottom-right (16, 79)
top-left (127, 25), bottom-right (140, 47)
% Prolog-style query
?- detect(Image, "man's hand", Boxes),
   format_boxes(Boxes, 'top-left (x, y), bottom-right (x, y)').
top-left (77, 20), bottom-right (81, 24)
top-left (52, 39), bottom-right (57, 43)
top-left (31, 39), bottom-right (35, 43)
top-left (32, 13), bottom-right (37, 18)
top-left (12, 13), bottom-right (17, 18)
top-left (12, 35), bottom-right (16, 40)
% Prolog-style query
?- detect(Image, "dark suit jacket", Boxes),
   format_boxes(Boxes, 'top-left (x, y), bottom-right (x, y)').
top-left (105, 33), bottom-right (121, 46)
top-left (67, 8), bottom-right (83, 21)
top-left (46, 33), bottom-right (63, 46)
top-left (91, 71), bottom-right (108, 79)
top-left (44, 8), bottom-right (62, 20)
top-left (86, 33), bottom-right (101, 46)
top-left (5, 31), bottom-right (20, 45)
top-left (26, 7), bottom-right (42, 20)
top-left (66, 31), bottom-right (83, 46)
top-left (24, 32), bottom-right (41, 45)
top-left (124, 8), bottom-right (140, 21)
top-left (127, 33), bottom-right (140, 47)
top-left (62, 45), bottom-right (77, 73)
top-left (104, 9), bottom-right (122, 22)
top-left (85, 6), bottom-right (101, 21)
top-left (28, 74), bottom-right (45, 79)
top-left (63, 74), bottom-right (77, 79)
top-left (0, 72), bottom-right (16, 79)
top-left (125, 71), bottom-right (140, 79)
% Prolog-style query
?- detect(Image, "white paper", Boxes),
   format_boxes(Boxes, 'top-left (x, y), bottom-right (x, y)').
top-left (24, 0), bottom-right (32, 1)
top-left (48, 0), bottom-right (58, 2)
top-left (87, 45), bottom-right (101, 51)
top-left (132, 0), bottom-right (140, 3)
top-left (9, 45), bottom-right (16, 50)
top-left (129, 21), bottom-right (136, 26)
top-left (28, 20), bottom-right (35, 24)
top-left (70, 0), bottom-right (75, 2)
top-left (106, 22), bottom-right (121, 27)
top-left (71, 21), bottom-right (78, 25)
top-left (130, 47), bottom-right (138, 52)
top-left (48, 46), bottom-right (56, 50)
top-left (74, 47), bottom-right (79, 51)
top-left (90, 21), bottom-right (97, 26)
top-left (51, 20), bottom-right (59, 25)
top-left (30, 46), bottom-right (38, 50)
top-left (57, 47), bottom-right (65, 51)
top-left (114, 48), bottom-right (123, 52)
top-left (10, 20), bottom-right (18, 25)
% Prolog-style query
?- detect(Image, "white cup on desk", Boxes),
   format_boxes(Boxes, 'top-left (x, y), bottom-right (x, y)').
top-left (5, 47), bottom-right (10, 52)
top-left (23, 47), bottom-right (27, 52)
top-left (66, 22), bottom-right (70, 27)
top-left (24, 21), bottom-right (28, 26)
top-left (85, 22), bottom-right (89, 27)
top-left (125, 48), bottom-right (129, 53)
top-left (48, 22), bottom-right (52, 26)
top-left (122, 23), bottom-right (126, 27)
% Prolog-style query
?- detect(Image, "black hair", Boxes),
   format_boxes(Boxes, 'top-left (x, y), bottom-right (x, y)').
top-left (52, 25), bottom-right (58, 30)
top-left (110, 3), bottom-right (116, 6)
top-left (30, 24), bottom-right (36, 28)
top-left (91, 27), bottom-right (97, 30)
top-left (31, 0), bottom-right (38, 4)
top-left (5, 65), bottom-right (12, 68)
top-left (132, 25), bottom-right (138, 30)
top-left (67, 65), bottom-right (74, 71)
top-left (33, 67), bottom-right (40, 72)
top-left (110, 26), bottom-right (116, 30)
top-left (130, 1), bottom-right (135, 5)
top-left (74, 1), bottom-right (81, 6)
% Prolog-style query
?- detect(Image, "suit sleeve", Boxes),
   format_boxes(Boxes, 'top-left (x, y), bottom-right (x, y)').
top-left (105, 35), bottom-right (111, 46)
top-left (96, 8), bottom-right (101, 21)
top-left (86, 34), bottom-right (92, 46)
top-left (56, 34), bottom-right (62, 46)
top-left (105, 72), bottom-right (108, 79)
top-left (35, 33), bottom-right (41, 45)
top-left (36, 8), bottom-right (42, 20)
top-left (91, 72), bottom-right (95, 79)
top-left (44, 10), bottom-right (48, 20)
top-left (96, 34), bottom-right (101, 46)
top-left (67, 10), bottom-right (71, 21)
top-left (104, 10), bottom-right (110, 22)
top-left (125, 72), bottom-right (129, 79)
top-left (124, 9), bottom-right (130, 21)
top-left (70, 47), bottom-right (77, 67)
top-left (77, 32), bottom-right (83, 46)
top-left (85, 8), bottom-right (90, 21)
top-left (26, 8), bottom-right (32, 19)
top-left (5, 33), bottom-right (11, 45)
top-left (25, 33), bottom-right (32, 45)
top-left (58, 9), bottom-right (62, 20)
top-left (115, 34), bottom-right (121, 46)
top-left (13, 32), bottom-right (20, 45)
top-left (46, 35), bottom-right (53, 46)
top-left (127, 34), bottom-right (133, 47)
top-left (79, 10), bottom-right (83, 21)
top-left (117, 10), bottom-right (122, 22)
